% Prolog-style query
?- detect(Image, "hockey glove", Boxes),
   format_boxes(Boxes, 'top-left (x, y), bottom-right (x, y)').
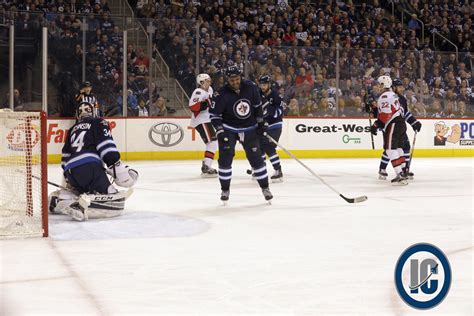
top-left (370, 123), bottom-right (379, 135)
top-left (257, 120), bottom-right (268, 137)
top-left (412, 121), bottom-right (422, 132)
top-left (106, 161), bottom-right (139, 188)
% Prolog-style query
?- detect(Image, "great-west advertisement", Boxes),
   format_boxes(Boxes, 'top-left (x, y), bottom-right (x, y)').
top-left (14, 117), bottom-right (472, 163)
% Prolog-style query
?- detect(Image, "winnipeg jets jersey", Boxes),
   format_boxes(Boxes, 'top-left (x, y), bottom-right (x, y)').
top-left (377, 90), bottom-right (402, 128)
top-left (189, 87), bottom-right (213, 128)
top-left (61, 117), bottom-right (120, 171)
top-left (261, 89), bottom-right (284, 130)
top-left (210, 80), bottom-right (262, 133)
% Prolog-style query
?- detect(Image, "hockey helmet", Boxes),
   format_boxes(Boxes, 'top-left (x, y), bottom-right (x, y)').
top-left (76, 102), bottom-right (96, 119)
top-left (259, 75), bottom-right (271, 84)
top-left (377, 75), bottom-right (392, 89)
top-left (196, 73), bottom-right (211, 86)
top-left (225, 65), bottom-right (242, 77)
top-left (392, 78), bottom-right (403, 86)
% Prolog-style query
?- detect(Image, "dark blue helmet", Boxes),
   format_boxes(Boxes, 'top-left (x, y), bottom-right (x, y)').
top-left (392, 78), bottom-right (403, 86)
top-left (80, 81), bottom-right (92, 89)
top-left (259, 75), bottom-right (271, 84)
top-left (225, 65), bottom-right (241, 77)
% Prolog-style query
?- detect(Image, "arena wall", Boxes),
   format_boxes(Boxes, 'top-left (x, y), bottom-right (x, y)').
top-left (44, 117), bottom-right (474, 163)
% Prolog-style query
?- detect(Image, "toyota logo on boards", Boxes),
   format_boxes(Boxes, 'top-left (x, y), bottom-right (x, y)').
top-left (148, 122), bottom-right (184, 147)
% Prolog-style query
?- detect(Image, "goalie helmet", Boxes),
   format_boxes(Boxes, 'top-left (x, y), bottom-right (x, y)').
top-left (76, 102), bottom-right (96, 120)
top-left (196, 73), bottom-right (211, 86)
top-left (377, 75), bottom-right (392, 89)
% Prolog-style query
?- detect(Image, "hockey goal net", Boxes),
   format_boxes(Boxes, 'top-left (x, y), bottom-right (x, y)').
top-left (0, 110), bottom-right (48, 237)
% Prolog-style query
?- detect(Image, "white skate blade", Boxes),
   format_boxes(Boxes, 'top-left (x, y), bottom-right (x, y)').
top-left (201, 173), bottom-right (218, 178)
top-left (392, 180), bottom-right (408, 186)
top-left (221, 200), bottom-right (228, 206)
top-left (271, 178), bottom-right (283, 183)
top-left (378, 175), bottom-right (387, 180)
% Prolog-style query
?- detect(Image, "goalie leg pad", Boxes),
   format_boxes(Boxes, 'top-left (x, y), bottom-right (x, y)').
top-left (83, 190), bottom-right (131, 219)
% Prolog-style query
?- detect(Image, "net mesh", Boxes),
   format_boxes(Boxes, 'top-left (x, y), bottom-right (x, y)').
top-left (0, 110), bottom-right (46, 237)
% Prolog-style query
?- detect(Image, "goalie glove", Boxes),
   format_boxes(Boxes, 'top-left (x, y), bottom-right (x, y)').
top-left (107, 161), bottom-right (139, 188)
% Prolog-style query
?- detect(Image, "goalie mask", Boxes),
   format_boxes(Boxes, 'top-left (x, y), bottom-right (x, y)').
top-left (76, 102), bottom-right (97, 120)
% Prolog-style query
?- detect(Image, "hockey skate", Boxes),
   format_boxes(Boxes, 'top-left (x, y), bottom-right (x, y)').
top-left (63, 202), bottom-right (88, 221)
top-left (201, 162), bottom-right (218, 178)
top-left (378, 169), bottom-right (388, 180)
top-left (391, 173), bottom-right (408, 186)
top-left (402, 167), bottom-right (414, 180)
top-left (270, 169), bottom-right (283, 183)
top-left (220, 190), bottom-right (230, 205)
top-left (262, 187), bottom-right (273, 203)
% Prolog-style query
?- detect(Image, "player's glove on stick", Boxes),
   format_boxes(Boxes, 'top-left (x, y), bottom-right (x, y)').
top-left (412, 121), bottom-right (422, 132)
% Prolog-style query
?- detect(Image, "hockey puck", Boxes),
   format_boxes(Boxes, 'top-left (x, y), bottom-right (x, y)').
top-left (246, 169), bottom-right (252, 175)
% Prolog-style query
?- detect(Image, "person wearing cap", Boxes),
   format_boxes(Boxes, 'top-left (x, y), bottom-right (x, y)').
top-left (75, 81), bottom-right (100, 117)
top-left (209, 65), bottom-right (273, 203)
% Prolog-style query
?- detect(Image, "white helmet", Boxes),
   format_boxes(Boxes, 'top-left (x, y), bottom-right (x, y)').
top-left (196, 73), bottom-right (211, 86)
top-left (377, 75), bottom-right (392, 89)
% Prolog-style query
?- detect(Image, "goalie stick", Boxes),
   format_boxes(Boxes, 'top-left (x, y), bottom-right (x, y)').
top-left (15, 170), bottom-right (133, 200)
top-left (265, 134), bottom-right (368, 204)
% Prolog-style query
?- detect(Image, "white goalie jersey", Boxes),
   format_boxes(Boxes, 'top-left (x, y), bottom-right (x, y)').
top-left (189, 87), bottom-right (213, 128)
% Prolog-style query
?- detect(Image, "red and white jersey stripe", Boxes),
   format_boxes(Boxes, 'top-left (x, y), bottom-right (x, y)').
top-left (377, 90), bottom-right (402, 128)
top-left (189, 87), bottom-right (213, 128)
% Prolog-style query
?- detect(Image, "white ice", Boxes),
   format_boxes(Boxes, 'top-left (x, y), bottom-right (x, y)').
top-left (1, 157), bottom-right (473, 315)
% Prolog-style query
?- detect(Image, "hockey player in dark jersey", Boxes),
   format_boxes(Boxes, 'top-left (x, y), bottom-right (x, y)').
top-left (378, 79), bottom-right (422, 180)
top-left (210, 65), bottom-right (273, 203)
top-left (258, 75), bottom-right (284, 182)
top-left (48, 102), bottom-right (138, 221)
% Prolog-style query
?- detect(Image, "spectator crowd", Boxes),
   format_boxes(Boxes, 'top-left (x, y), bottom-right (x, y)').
top-left (1, 0), bottom-right (473, 118)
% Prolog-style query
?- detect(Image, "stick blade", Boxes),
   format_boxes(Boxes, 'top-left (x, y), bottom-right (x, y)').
top-left (340, 194), bottom-right (368, 204)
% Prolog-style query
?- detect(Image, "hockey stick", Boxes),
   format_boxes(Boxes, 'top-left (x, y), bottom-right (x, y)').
top-left (265, 135), bottom-right (368, 204)
top-left (15, 169), bottom-right (133, 199)
top-left (368, 115), bottom-right (375, 150)
top-left (407, 131), bottom-right (417, 171)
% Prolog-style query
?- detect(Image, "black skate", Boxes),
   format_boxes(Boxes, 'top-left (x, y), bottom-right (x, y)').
top-left (49, 195), bottom-right (59, 214)
top-left (402, 167), bottom-right (414, 180)
top-left (391, 173), bottom-right (408, 186)
top-left (378, 169), bottom-right (388, 180)
top-left (270, 169), bottom-right (283, 183)
top-left (262, 187), bottom-right (273, 203)
top-left (201, 162), bottom-right (217, 178)
top-left (220, 190), bottom-right (230, 205)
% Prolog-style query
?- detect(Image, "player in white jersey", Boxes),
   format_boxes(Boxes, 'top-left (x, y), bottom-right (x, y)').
top-left (370, 75), bottom-right (409, 185)
top-left (189, 74), bottom-right (218, 177)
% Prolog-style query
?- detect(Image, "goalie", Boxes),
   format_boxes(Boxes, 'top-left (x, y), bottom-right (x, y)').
top-left (48, 102), bottom-right (138, 221)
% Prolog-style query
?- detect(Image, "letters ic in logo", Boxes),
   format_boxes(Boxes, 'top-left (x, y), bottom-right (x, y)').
top-left (394, 243), bottom-right (451, 310)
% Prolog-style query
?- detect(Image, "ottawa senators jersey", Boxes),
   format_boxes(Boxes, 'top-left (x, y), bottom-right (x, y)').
top-left (377, 90), bottom-right (402, 128)
top-left (189, 87), bottom-right (213, 128)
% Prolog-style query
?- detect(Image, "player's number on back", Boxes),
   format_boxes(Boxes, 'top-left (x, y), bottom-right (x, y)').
top-left (104, 129), bottom-right (111, 137)
top-left (71, 131), bottom-right (86, 152)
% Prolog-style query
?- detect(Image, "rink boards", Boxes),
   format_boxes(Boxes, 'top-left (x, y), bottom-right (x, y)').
top-left (40, 117), bottom-right (474, 162)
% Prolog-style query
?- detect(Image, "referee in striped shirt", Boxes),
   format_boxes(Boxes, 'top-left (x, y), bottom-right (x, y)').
top-left (75, 81), bottom-right (100, 116)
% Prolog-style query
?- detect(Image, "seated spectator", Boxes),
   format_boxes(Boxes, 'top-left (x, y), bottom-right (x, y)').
top-left (149, 97), bottom-right (168, 116)
top-left (1, 89), bottom-right (23, 110)
top-left (137, 97), bottom-right (149, 116)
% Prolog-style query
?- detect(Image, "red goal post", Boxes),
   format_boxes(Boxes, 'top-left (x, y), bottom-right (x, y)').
top-left (0, 110), bottom-right (48, 237)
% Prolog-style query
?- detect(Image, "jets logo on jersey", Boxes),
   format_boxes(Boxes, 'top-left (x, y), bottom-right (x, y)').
top-left (233, 99), bottom-right (251, 119)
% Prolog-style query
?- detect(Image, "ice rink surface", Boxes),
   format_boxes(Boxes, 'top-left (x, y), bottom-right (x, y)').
top-left (1, 157), bottom-right (473, 315)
